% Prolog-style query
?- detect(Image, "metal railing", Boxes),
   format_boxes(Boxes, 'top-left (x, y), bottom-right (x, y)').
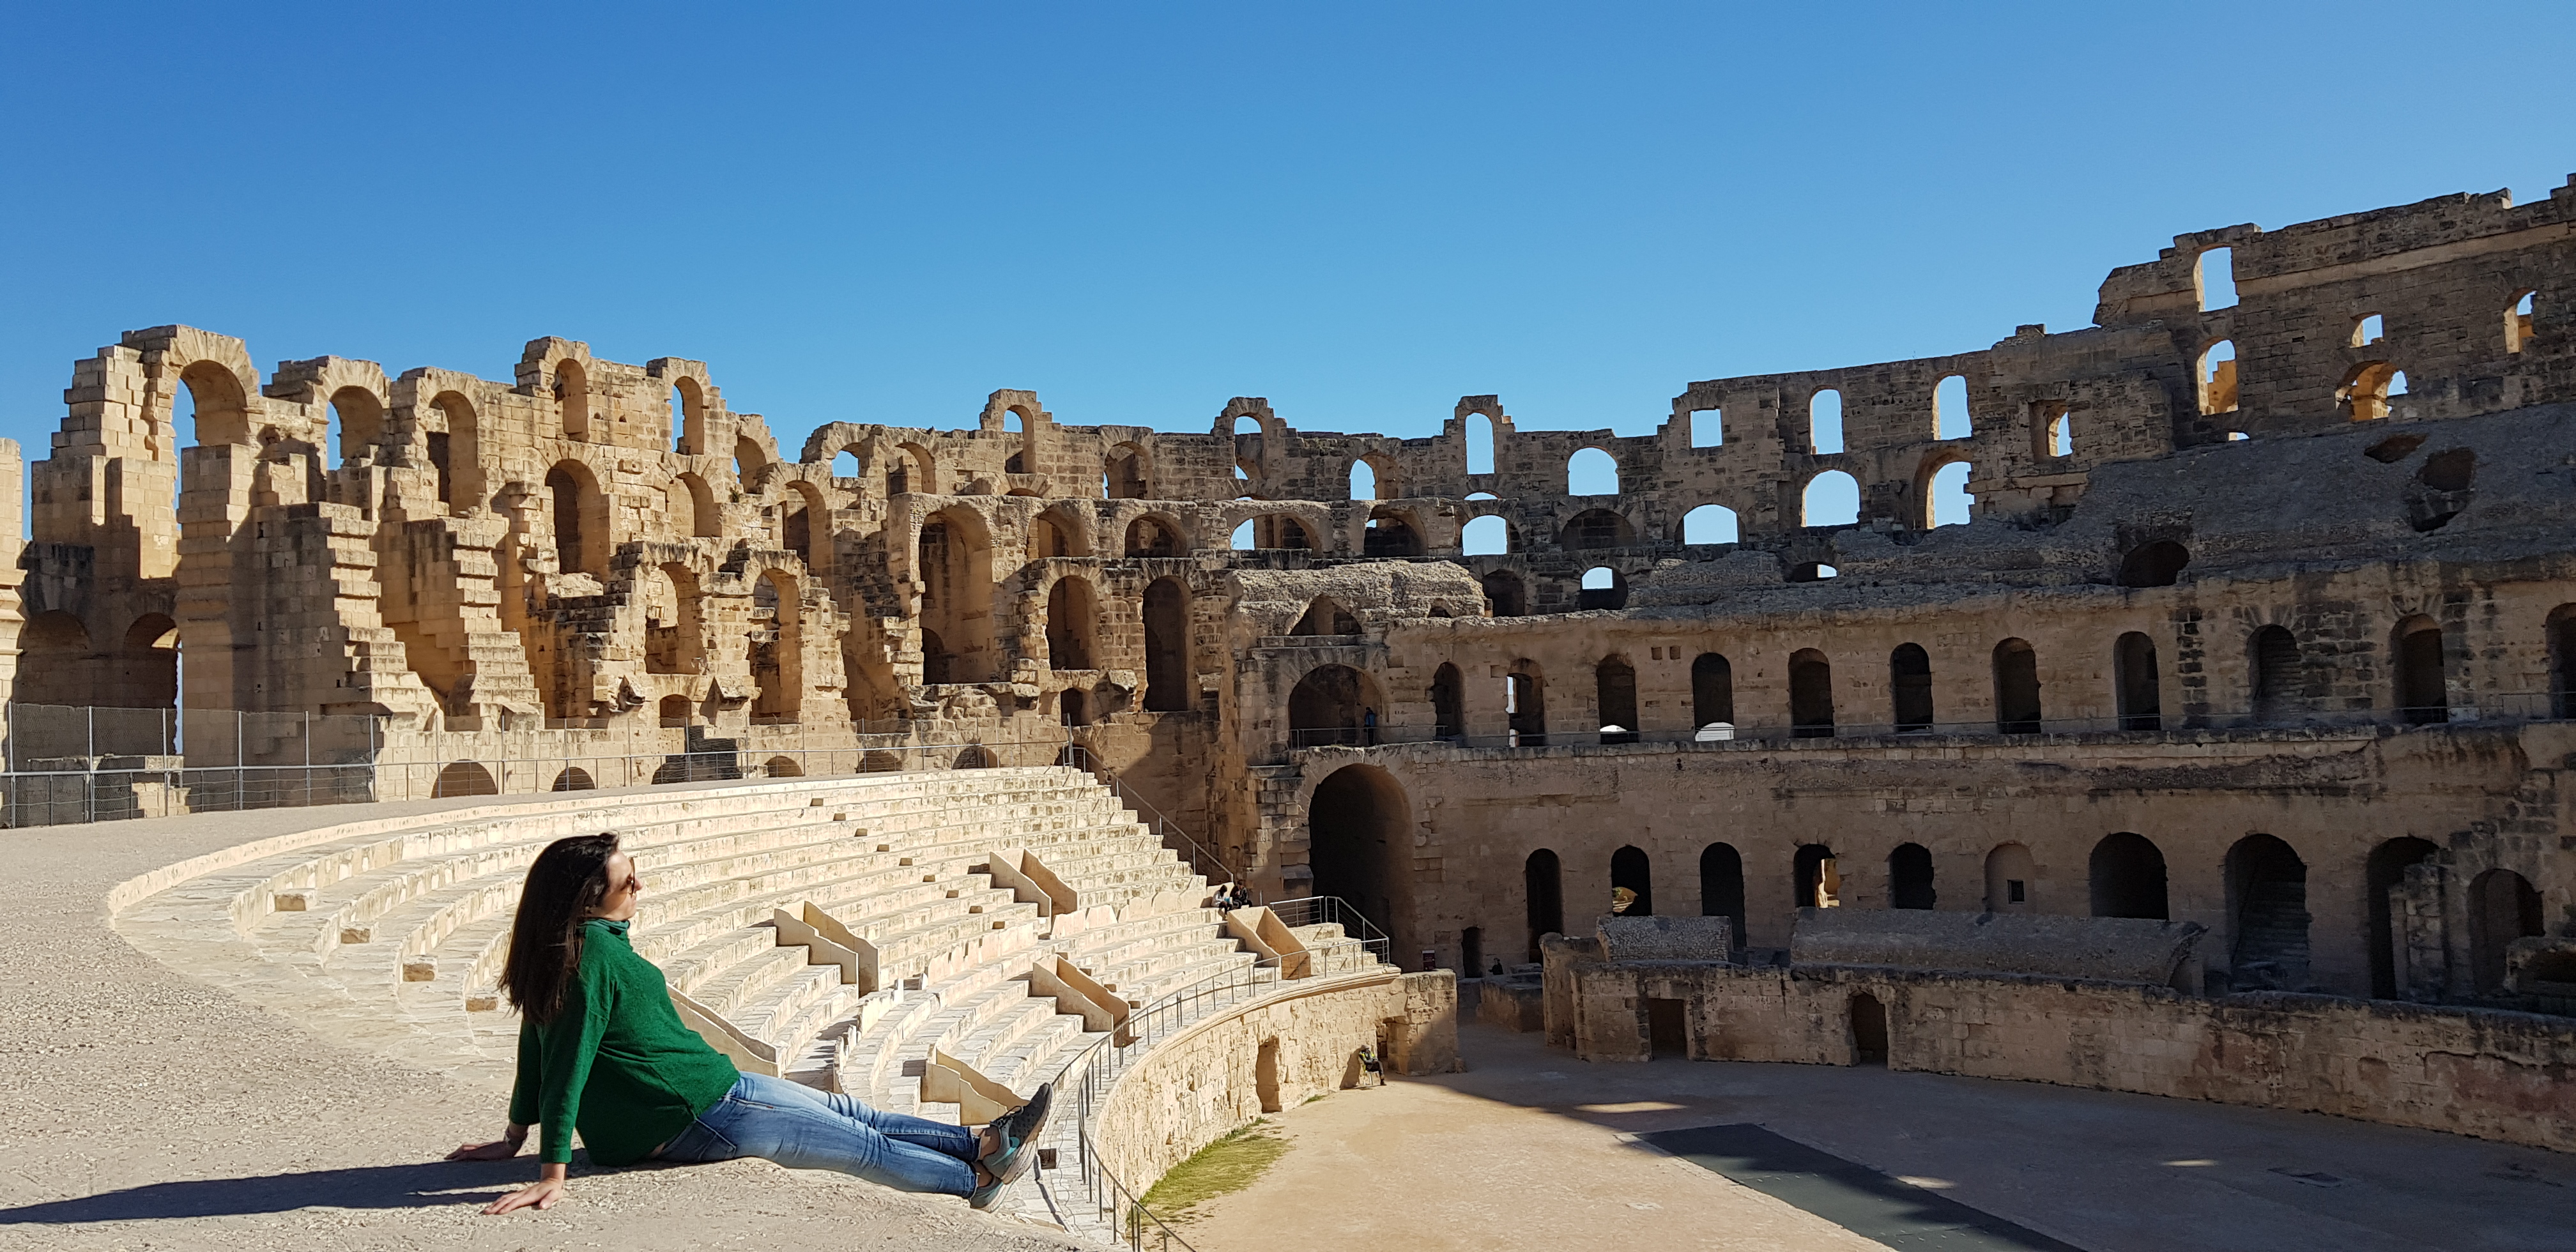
top-left (1052, 934), bottom-right (1389, 1249)
top-left (1284, 689), bottom-right (2576, 755)
top-left (1261, 896), bottom-right (1394, 963)
top-left (0, 703), bottom-right (1075, 828)
top-left (1060, 743), bottom-right (1247, 894)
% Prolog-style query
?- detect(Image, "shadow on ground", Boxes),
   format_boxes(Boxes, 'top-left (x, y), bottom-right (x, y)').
top-left (0, 1161), bottom-right (535, 1223)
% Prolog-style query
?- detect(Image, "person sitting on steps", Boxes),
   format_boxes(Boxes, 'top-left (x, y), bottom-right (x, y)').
top-left (447, 832), bottom-right (1052, 1215)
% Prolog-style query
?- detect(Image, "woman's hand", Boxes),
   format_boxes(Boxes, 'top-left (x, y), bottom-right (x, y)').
top-left (482, 1164), bottom-right (569, 1215)
top-left (445, 1138), bottom-right (521, 1162)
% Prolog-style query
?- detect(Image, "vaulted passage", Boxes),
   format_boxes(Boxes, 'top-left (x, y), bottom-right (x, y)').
top-left (1699, 843), bottom-right (1744, 947)
top-left (2090, 833), bottom-right (2168, 920)
top-left (2366, 836), bottom-right (2439, 998)
top-left (1610, 844), bottom-right (1652, 916)
top-left (1595, 656), bottom-right (1637, 742)
top-left (1141, 577), bottom-right (1189, 712)
top-left (1524, 848), bottom-right (1563, 961)
top-left (1045, 576), bottom-right (1097, 671)
top-left (1306, 765), bottom-right (1411, 947)
top-left (1889, 643), bottom-right (1932, 732)
top-left (1888, 843), bottom-right (1935, 910)
top-left (1289, 664), bottom-right (1376, 747)
top-left (2225, 834), bottom-right (2310, 990)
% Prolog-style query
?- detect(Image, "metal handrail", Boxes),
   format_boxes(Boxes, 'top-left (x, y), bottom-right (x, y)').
top-left (1047, 934), bottom-right (1389, 1248)
top-left (1062, 744), bottom-right (1248, 895)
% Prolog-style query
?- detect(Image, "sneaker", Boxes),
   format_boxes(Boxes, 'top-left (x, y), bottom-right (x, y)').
top-left (969, 1177), bottom-right (1006, 1210)
top-left (979, 1082), bottom-right (1054, 1188)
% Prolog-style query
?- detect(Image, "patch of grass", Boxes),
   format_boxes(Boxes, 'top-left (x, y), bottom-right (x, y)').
top-left (1138, 1120), bottom-right (1291, 1221)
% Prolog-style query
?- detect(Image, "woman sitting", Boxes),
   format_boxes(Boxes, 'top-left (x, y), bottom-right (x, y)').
top-left (446, 832), bottom-right (1052, 1216)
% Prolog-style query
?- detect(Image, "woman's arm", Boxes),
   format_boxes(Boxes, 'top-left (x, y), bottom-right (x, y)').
top-left (445, 1122), bottom-right (530, 1162)
top-left (484, 1162), bottom-right (569, 1214)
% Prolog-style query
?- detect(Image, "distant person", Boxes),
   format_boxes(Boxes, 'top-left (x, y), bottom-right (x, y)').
top-left (1214, 882), bottom-right (1241, 912)
top-left (447, 833), bottom-right (1052, 1214)
top-left (1362, 707), bottom-right (1378, 745)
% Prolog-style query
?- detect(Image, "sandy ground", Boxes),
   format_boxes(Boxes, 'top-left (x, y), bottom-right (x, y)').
top-left (1180, 1021), bottom-right (2576, 1252)
top-left (0, 789), bottom-right (1081, 1252)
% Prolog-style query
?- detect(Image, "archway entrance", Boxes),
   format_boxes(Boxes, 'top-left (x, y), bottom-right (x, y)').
top-left (1524, 849), bottom-right (1563, 961)
top-left (2469, 868), bottom-right (2544, 994)
top-left (1610, 845), bottom-right (1652, 916)
top-left (1289, 664), bottom-right (1377, 747)
top-left (2225, 834), bottom-right (2310, 990)
top-left (2089, 832), bottom-right (2169, 919)
top-left (2365, 837), bottom-right (2439, 998)
top-left (1307, 765), bottom-right (1411, 950)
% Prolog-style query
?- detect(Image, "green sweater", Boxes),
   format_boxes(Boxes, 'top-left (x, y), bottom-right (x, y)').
top-left (507, 918), bottom-right (740, 1164)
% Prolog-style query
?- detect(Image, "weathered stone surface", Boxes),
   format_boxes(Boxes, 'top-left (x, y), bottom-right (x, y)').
top-left (1788, 907), bottom-right (2204, 986)
top-left (1597, 913), bottom-right (1735, 962)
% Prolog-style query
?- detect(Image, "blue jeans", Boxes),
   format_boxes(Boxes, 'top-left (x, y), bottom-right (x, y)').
top-left (659, 1073), bottom-right (980, 1197)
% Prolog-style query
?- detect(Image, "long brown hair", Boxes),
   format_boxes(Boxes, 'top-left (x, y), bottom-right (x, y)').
top-left (501, 832), bottom-right (621, 1025)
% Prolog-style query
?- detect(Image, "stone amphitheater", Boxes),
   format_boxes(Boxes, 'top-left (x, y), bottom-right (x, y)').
top-left (8, 176), bottom-right (2576, 1251)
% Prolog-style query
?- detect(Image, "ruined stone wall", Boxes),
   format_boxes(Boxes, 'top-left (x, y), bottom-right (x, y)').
top-left (1562, 961), bottom-right (2576, 1152)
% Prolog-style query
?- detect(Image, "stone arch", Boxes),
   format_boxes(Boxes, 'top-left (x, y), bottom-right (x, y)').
top-left (1992, 637), bottom-right (2041, 733)
top-left (765, 755), bottom-right (804, 778)
top-left (1291, 597), bottom-right (1358, 637)
top-left (918, 507), bottom-right (996, 683)
top-left (2394, 615), bottom-right (2449, 724)
top-left (1141, 577), bottom-right (1190, 712)
top-left (1889, 843), bottom-right (1936, 909)
top-left (116, 614), bottom-right (180, 712)
top-left (2089, 832), bottom-right (2168, 919)
top-left (2467, 867), bottom-right (2545, 995)
top-left (1610, 844), bottom-right (1653, 916)
top-left (644, 563), bottom-right (704, 676)
top-left (1248, 512), bottom-right (1317, 551)
top-left (1790, 649), bottom-right (1834, 737)
top-left (2365, 836), bottom-right (2440, 998)
top-left (1107, 442), bottom-right (1151, 499)
top-left (673, 472), bottom-right (723, 539)
top-left (1795, 843), bottom-right (1839, 910)
top-left (1045, 574), bottom-right (1098, 671)
top-left (1566, 447), bottom-right (1619, 496)
top-left (17, 611), bottom-right (93, 706)
top-left (1918, 452), bottom-right (1973, 529)
top-left (1525, 848), bottom-right (1563, 959)
top-left (1699, 843), bottom-right (1745, 945)
top-left (750, 568), bottom-right (803, 722)
top-left (1889, 643), bottom-right (1933, 732)
top-left (2225, 834), bottom-right (2310, 990)
top-left (2117, 540), bottom-right (2191, 588)
top-left (544, 459), bottom-right (611, 576)
top-left (1288, 662), bottom-right (1380, 746)
top-left (1506, 658), bottom-right (1546, 745)
top-left (1482, 570), bottom-right (1528, 618)
top-left (175, 358), bottom-right (256, 448)
top-left (554, 358), bottom-right (591, 440)
top-left (434, 761), bottom-right (500, 797)
top-left (954, 744), bottom-right (997, 770)
top-left (734, 433), bottom-right (773, 487)
top-left (658, 694), bottom-right (693, 727)
top-left (893, 442), bottom-right (935, 496)
top-left (1595, 655), bottom-right (1638, 742)
top-left (2250, 625), bottom-right (2303, 724)
top-left (328, 385), bottom-right (385, 464)
top-left (1362, 507), bottom-right (1423, 557)
top-left (1032, 503), bottom-right (1092, 558)
top-left (781, 480), bottom-right (831, 572)
top-left (2338, 360), bottom-right (2402, 422)
top-left (1848, 993), bottom-right (1889, 1065)
top-left (1984, 843), bottom-right (2036, 913)
top-left (2115, 631), bottom-right (2162, 730)
top-left (671, 376), bottom-right (707, 454)
top-left (1125, 513), bottom-right (1184, 557)
top-left (1692, 653), bottom-right (1735, 729)
top-left (1430, 662), bottom-right (1465, 740)
top-left (427, 390), bottom-right (476, 508)
top-left (1307, 765), bottom-right (1413, 940)
top-left (1558, 508), bottom-right (1634, 551)
top-left (551, 767), bottom-right (596, 792)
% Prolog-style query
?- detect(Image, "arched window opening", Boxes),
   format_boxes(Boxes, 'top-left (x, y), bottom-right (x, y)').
top-left (1889, 643), bottom-right (1933, 733)
top-left (2352, 313), bottom-right (2385, 347)
top-left (832, 450), bottom-right (861, 478)
top-left (1308, 766), bottom-right (1412, 937)
top-left (1809, 390), bottom-right (1843, 455)
top-left (1289, 664), bottom-right (1375, 748)
top-left (1431, 663), bottom-right (1465, 741)
top-left (1107, 445), bottom-right (1150, 500)
top-left (1002, 409), bottom-right (1027, 475)
top-left (2115, 631), bottom-right (2161, 731)
top-left (1363, 509), bottom-right (1423, 557)
top-left (1467, 413), bottom-right (1496, 475)
top-left (2118, 540), bottom-right (2190, 588)
top-left (1802, 471), bottom-right (1860, 527)
top-left (1794, 843), bottom-right (1840, 910)
top-left (1934, 374), bottom-right (1972, 439)
top-left (2549, 604), bottom-right (2576, 719)
top-left (1126, 515), bottom-right (1181, 557)
top-left (1699, 844), bottom-right (1745, 947)
top-left (670, 378), bottom-right (704, 454)
top-left (176, 360), bottom-right (252, 447)
top-left (17, 612), bottom-right (93, 706)
top-left (749, 570), bottom-right (802, 723)
top-left (2366, 837), bottom-right (2440, 998)
top-left (114, 615), bottom-right (179, 714)
top-left (675, 473), bottom-right (721, 539)
top-left (2196, 247), bottom-right (2237, 312)
top-left (329, 386), bottom-right (383, 465)
top-left (1690, 407), bottom-right (1722, 448)
top-left (1577, 567), bottom-right (1627, 611)
top-left (429, 392), bottom-right (473, 508)
top-left (1560, 508), bottom-right (1634, 551)
top-left (1680, 503), bottom-right (1738, 545)
top-left (2507, 291), bottom-right (2537, 353)
top-left (781, 484), bottom-right (827, 570)
top-left (544, 462), bottom-right (606, 576)
top-left (1927, 461), bottom-right (1972, 528)
top-left (1060, 686), bottom-right (1089, 728)
top-left (1567, 447), bottom-right (1620, 496)
top-left (2251, 625), bottom-right (2303, 724)
top-left (1045, 576), bottom-right (1098, 671)
top-left (2225, 834), bottom-right (2310, 991)
top-left (2395, 616), bottom-right (2448, 724)
top-left (1889, 843), bottom-right (1936, 910)
top-left (658, 694), bottom-right (692, 728)
top-left (1790, 649), bottom-right (1834, 738)
top-left (733, 434), bottom-right (770, 487)
top-left (1462, 515), bottom-right (1509, 555)
top-left (1525, 849), bottom-right (1564, 959)
top-left (1142, 577), bottom-right (1190, 712)
top-left (1984, 843), bottom-right (2036, 913)
top-left (434, 761), bottom-right (500, 797)
top-left (1992, 637), bottom-right (2041, 734)
top-left (2339, 360), bottom-right (2402, 422)
top-left (2089, 832), bottom-right (2168, 920)
top-left (1231, 520), bottom-right (1255, 550)
top-left (2198, 341), bottom-right (2239, 415)
top-left (920, 626), bottom-right (953, 685)
top-left (1610, 846), bottom-right (1653, 917)
top-left (1595, 656), bottom-right (1638, 744)
top-left (1291, 597), bottom-right (1359, 637)
top-left (643, 564), bottom-right (703, 676)
top-left (1482, 570), bottom-right (1528, 618)
top-left (1349, 459), bottom-right (1378, 501)
top-left (2467, 869), bottom-right (2545, 995)
top-left (916, 509), bottom-right (995, 683)
top-left (1691, 653), bottom-right (1734, 730)
top-left (1788, 561), bottom-right (1839, 583)
top-left (1506, 660), bottom-right (1546, 747)
top-left (555, 359), bottom-right (590, 439)
top-left (1848, 993), bottom-right (1889, 1065)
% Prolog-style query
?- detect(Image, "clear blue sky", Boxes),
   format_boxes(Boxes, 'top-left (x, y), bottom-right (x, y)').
top-left (3, 3), bottom-right (2570, 459)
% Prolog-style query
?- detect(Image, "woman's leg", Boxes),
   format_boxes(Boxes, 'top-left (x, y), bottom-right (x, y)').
top-left (694, 1076), bottom-right (976, 1196)
top-left (733, 1073), bottom-right (982, 1161)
